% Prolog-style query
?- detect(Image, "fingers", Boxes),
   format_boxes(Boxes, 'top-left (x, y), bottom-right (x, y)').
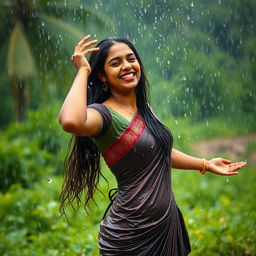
top-left (225, 171), bottom-right (239, 176)
top-left (229, 162), bottom-right (247, 172)
top-left (74, 35), bottom-right (99, 53)
top-left (79, 39), bottom-right (98, 52)
top-left (209, 159), bottom-right (247, 177)
top-left (77, 34), bottom-right (91, 46)
top-left (229, 161), bottom-right (247, 167)
top-left (222, 158), bottom-right (232, 164)
top-left (229, 162), bottom-right (247, 169)
top-left (216, 170), bottom-right (239, 176)
top-left (81, 47), bottom-right (100, 55)
top-left (71, 46), bottom-right (99, 61)
top-left (219, 161), bottom-right (246, 175)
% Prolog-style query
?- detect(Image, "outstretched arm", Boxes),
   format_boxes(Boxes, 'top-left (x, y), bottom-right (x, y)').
top-left (171, 148), bottom-right (246, 176)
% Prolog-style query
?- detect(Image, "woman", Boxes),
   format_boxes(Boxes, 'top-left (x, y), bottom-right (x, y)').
top-left (59, 35), bottom-right (246, 255)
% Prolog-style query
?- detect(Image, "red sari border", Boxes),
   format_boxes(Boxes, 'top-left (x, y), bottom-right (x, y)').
top-left (103, 113), bottom-right (146, 168)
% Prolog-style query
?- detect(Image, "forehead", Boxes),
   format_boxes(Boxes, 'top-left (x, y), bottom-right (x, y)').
top-left (106, 42), bottom-right (134, 60)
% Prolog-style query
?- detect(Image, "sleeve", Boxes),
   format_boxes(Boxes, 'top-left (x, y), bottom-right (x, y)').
top-left (87, 103), bottom-right (112, 137)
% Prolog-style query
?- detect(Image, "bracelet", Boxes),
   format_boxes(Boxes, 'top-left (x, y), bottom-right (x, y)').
top-left (199, 159), bottom-right (206, 175)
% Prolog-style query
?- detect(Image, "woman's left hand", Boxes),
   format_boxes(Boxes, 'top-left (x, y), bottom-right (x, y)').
top-left (206, 158), bottom-right (247, 176)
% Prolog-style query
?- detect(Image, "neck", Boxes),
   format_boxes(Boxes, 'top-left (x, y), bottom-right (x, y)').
top-left (109, 90), bottom-right (137, 109)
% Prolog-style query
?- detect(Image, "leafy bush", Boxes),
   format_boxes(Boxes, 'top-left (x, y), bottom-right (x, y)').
top-left (0, 173), bottom-right (114, 256)
top-left (4, 103), bottom-right (67, 154)
top-left (172, 166), bottom-right (256, 255)
top-left (0, 103), bottom-right (70, 191)
top-left (0, 138), bottom-right (53, 192)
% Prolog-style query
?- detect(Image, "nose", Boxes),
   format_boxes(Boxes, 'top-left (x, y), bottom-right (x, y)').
top-left (121, 60), bottom-right (132, 70)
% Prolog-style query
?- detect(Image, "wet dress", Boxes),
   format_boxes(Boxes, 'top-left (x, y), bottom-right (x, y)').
top-left (88, 103), bottom-right (191, 256)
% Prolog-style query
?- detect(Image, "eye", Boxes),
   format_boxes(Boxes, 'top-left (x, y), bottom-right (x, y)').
top-left (128, 57), bottom-right (136, 62)
top-left (111, 61), bottom-right (119, 67)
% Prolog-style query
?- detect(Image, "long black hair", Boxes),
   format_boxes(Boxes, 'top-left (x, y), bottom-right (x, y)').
top-left (59, 38), bottom-right (173, 215)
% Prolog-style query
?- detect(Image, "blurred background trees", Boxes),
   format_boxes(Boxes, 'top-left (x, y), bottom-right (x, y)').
top-left (0, 0), bottom-right (255, 255)
top-left (0, 0), bottom-right (107, 122)
top-left (1, 0), bottom-right (255, 125)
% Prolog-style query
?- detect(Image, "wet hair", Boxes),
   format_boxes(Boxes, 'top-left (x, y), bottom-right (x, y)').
top-left (59, 38), bottom-right (173, 216)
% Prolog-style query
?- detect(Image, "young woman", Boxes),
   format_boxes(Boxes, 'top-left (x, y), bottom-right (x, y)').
top-left (59, 35), bottom-right (246, 255)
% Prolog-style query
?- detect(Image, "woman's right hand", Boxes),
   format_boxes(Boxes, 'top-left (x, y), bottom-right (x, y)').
top-left (71, 35), bottom-right (99, 73)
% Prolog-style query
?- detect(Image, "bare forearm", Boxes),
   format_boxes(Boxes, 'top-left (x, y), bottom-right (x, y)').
top-left (59, 68), bottom-right (89, 126)
top-left (171, 148), bottom-right (204, 171)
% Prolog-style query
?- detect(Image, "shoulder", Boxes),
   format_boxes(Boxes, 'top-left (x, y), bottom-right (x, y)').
top-left (87, 103), bottom-right (112, 137)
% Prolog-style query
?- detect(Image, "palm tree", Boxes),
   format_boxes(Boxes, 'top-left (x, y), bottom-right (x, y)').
top-left (0, 0), bottom-right (109, 121)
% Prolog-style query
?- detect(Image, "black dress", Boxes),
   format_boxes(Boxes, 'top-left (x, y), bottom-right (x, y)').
top-left (88, 104), bottom-right (191, 256)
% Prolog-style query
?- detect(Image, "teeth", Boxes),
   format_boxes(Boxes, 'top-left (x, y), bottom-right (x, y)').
top-left (122, 73), bottom-right (134, 79)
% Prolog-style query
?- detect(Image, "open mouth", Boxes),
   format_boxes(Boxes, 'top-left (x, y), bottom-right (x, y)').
top-left (120, 72), bottom-right (135, 80)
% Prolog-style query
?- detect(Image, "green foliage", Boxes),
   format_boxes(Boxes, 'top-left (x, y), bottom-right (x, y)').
top-left (0, 103), bottom-right (68, 191)
top-left (0, 166), bottom-right (116, 256)
top-left (90, 0), bottom-right (256, 124)
top-left (172, 165), bottom-right (256, 255)
top-left (0, 0), bottom-right (108, 122)
top-left (0, 181), bottom-right (99, 256)
top-left (1, 0), bottom-right (255, 126)
top-left (0, 137), bottom-right (52, 192)
top-left (4, 103), bottom-right (66, 154)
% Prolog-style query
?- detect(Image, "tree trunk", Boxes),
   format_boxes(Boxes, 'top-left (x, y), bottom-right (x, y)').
top-left (16, 80), bottom-right (26, 122)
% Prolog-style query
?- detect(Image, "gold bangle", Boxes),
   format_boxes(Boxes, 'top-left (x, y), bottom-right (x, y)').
top-left (199, 159), bottom-right (206, 175)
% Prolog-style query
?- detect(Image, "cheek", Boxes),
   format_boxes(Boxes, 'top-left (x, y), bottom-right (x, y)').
top-left (105, 67), bottom-right (117, 80)
top-left (136, 63), bottom-right (141, 72)
top-left (137, 65), bottom-right (141, 78)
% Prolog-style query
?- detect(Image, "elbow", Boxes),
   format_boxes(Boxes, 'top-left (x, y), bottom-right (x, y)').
top-left (59, 117), bottom-right (83, 134)
top-left (59, 118), bottom-right (75, 133)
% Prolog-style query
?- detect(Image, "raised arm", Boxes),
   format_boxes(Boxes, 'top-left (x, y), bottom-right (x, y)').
top-left (171, 148), bottom-right (246, 176)
top-left (59, 35), bottom-right (101, 136)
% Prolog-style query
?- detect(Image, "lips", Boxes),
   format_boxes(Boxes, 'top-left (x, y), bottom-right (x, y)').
top-left (120, 72), bottom-right (135, 80)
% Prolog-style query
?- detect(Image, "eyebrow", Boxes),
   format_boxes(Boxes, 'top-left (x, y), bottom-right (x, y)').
top-left (108, 53), bottom-right (135, 64)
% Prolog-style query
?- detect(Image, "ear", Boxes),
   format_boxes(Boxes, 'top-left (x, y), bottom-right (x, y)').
top-left (98, 72), bottom-right (107, 82)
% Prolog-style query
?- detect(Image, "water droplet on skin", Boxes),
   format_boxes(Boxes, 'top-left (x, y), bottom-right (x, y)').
top-left (226, 178), bottom-right (229, 182)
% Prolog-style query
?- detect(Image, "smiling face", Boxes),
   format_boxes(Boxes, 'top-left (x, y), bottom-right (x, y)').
top-left (100, 42), bottom-right (141, 94)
